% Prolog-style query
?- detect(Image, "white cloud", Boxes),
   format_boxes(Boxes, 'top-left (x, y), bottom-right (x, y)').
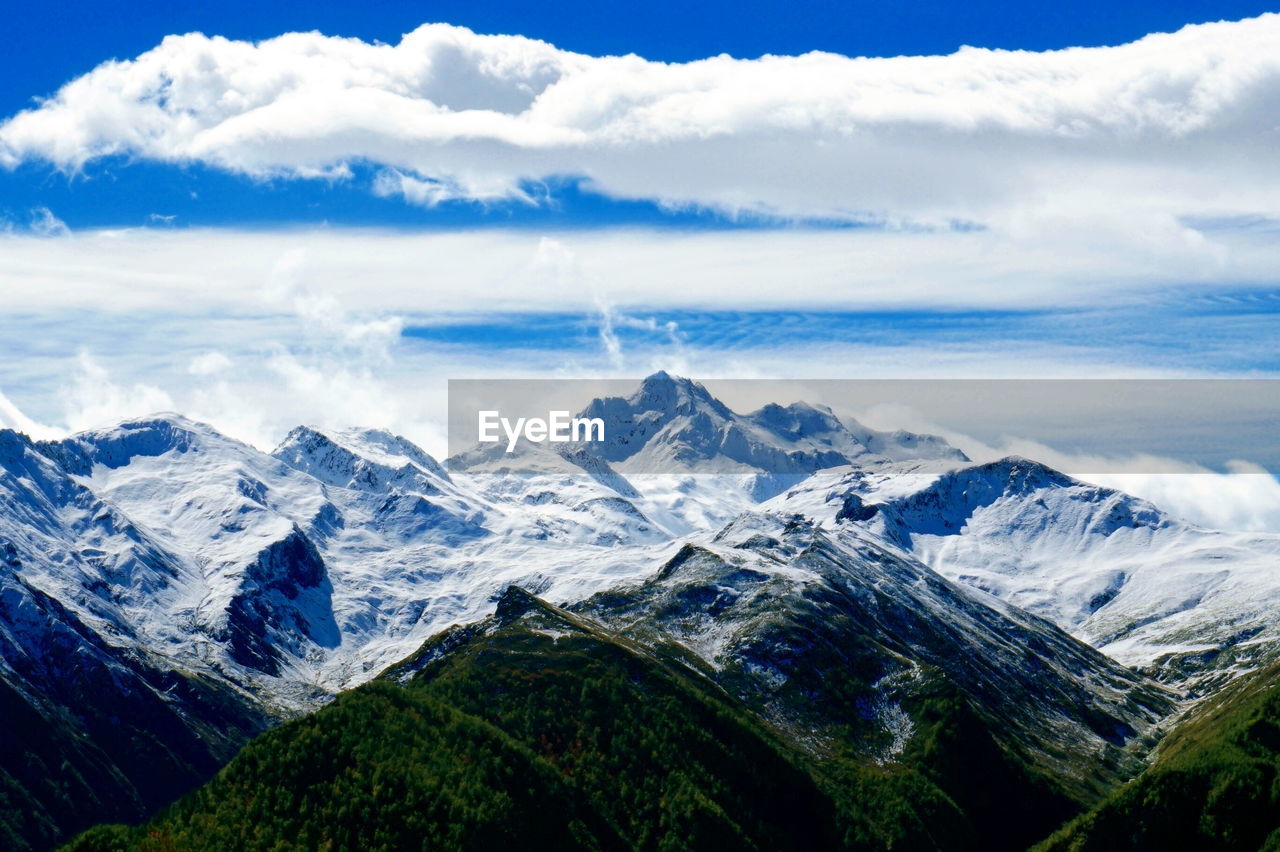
top-left (844, 402), bottom-right (1280, 533)
top-left (3, 17), bottom-right (1280, 233)
top-left (0, 390), bottom-right (59, 439)
top-left (59, 350), bottom-right (175, 432)
top-left (260, 245), bottom-right (405, 358)
top-left (1088, 466), bottom-right (1280, 533)
top-left (373, 168), bottom-right (534, 207)
top-left (0, 223), bottom-right (1272, 458)
top-left (187, 351), bottom-right (232, 375)
top-left (28, 207), bottom-right (69, 237)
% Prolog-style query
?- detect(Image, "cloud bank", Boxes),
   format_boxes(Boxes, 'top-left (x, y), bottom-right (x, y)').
top-left (3, 16), bottom-right (1280, 230)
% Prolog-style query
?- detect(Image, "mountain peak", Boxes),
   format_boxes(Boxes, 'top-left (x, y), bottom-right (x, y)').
top-left (569, 374), bottom-right (966, 478)
top-left (494, 584), bottom-right (545, 622)
top-left (749, 400), bottom-right (843, 439)
top-left (273, 424), bottom-right (450, 492)
top-left (80, 411), bottom-right (225, 440)
top-left (38, 412), bottom-right (232, 474)
top-left (630, 372), bottom-right (732, 419)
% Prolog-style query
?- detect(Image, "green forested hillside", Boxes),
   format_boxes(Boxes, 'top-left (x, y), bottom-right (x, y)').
top-left (1037, 660), bottom-right (1280, 852)
top-left (64, 588), bottom-right (1040, 852)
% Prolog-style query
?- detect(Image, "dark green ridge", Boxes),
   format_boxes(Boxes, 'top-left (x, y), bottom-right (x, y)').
top-left (61, 588), bottom-right (980, 851)
top-left (1036, 659), bottom-right (1280, 852)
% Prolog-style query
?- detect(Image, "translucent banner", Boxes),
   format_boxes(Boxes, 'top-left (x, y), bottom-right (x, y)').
top-left (446, 375), bottom-right (1280, 475)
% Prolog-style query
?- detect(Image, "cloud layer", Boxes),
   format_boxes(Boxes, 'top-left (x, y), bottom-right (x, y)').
top-left (3, 16), bottom-right (1280, 229)
top-left (4, 223), bottom-right (1279, 318)
top-left (0, 225), bottom-right (1273, 444)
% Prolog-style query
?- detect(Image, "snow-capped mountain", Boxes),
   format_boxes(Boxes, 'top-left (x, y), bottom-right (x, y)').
top-left (773, 458), bottom-right (1280, 694)
top-left (4, 375), bottom-right (1277, 704)
top-left (2, 372), bottom-right (1278, 848)
top-left (572, 371), bottom-right (965, 480)
top-left (14, 415), bottom-right (671, 700)
top-left (5, 374), bottom-right (1279, 702)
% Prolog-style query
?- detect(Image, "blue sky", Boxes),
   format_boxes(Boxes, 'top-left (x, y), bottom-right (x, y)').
top-left (0, 3), bottom-right (1278, 466)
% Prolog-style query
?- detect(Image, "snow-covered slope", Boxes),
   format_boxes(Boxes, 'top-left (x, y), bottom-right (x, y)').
top-left (37, 416), bottom-right (347, 701)
top-left (773, 458), bottom-right (1280, 693)
top-left (572, 510), bottom-right (1174, 798)
top-left (0, 411), bottom-right (698, 705)
top-left (0, 429), bottom-right (269, 849)
top-left (268, 423), bottom-right (676, 685)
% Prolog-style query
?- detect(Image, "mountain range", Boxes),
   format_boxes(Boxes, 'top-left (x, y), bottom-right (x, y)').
top-left (2, 373), bottom-right (1278, 850)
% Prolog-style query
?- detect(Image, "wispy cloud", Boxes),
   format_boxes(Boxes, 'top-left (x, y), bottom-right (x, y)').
top-left (28, 206), bottom-right (70, 236)
top-left (2, 224), bottom-right (1277, 318)
top-left (1, 206), bottom-right (71, 236)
